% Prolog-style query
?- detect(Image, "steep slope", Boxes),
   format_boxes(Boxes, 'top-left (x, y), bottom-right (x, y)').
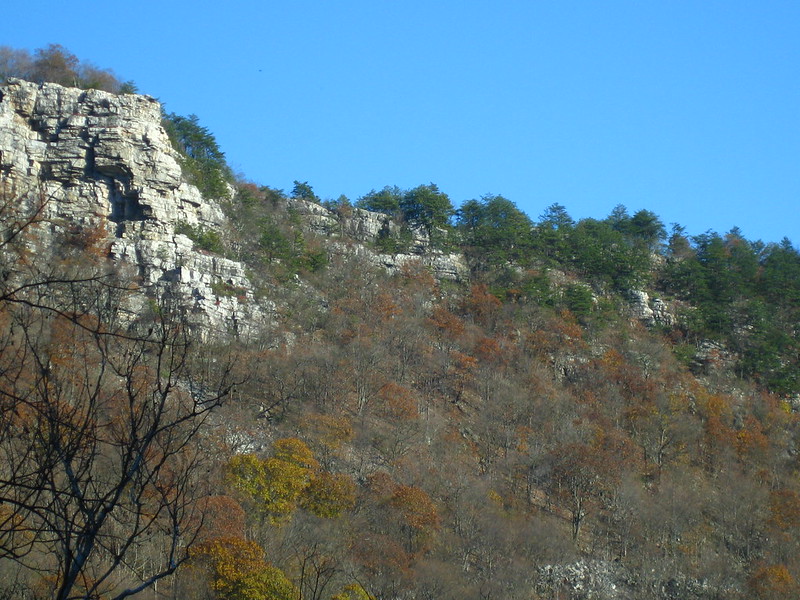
top-left (2, 77), bottom-right (799, 600)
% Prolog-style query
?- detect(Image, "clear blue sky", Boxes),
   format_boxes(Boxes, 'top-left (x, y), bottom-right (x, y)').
top-left (4, 1), bottom-right (799, 243)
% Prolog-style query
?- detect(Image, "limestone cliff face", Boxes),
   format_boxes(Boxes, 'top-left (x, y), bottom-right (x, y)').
top-left (0, 78), bottom-right (467, 338)
top-left (0, 78), bottom-right (265, 336)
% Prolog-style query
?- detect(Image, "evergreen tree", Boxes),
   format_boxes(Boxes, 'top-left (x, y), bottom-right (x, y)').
top-left (356, 186), bottom-right (403, 215)
top-left (457, 195), bottom-right (532, 265)
top-left (291, 180), bottom-right (319, 203)
top-left (399, 183), bottom-right (454, 246)
top-left (163, 112), bottom-right (232, 199)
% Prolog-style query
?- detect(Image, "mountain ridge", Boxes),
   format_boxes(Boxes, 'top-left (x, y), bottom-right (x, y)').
top-left (2, 76), bottom-right (800, 600)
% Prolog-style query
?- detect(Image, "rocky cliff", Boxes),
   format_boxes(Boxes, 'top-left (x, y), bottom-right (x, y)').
top-left (0, 77), bottom-right (264, 335)
top-left (0, 77), bottom-right (665, 339)
top-left (287, 197), bottom-right (468, 280)
top-left (0, 78), bottom-right (470, 336)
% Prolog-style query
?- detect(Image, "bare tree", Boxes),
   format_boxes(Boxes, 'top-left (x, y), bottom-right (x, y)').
top-left (0, 184), bottom-right (238, 599)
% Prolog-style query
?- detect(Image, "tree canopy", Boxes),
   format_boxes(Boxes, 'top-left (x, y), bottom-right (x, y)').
top-left (163, 112), bottom-right (233, 199)
top-left (0, 43), bottom-right (134, 92)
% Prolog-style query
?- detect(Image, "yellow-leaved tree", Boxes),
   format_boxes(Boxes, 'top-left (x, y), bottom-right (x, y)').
top-left (227, 438), bottom-right (319, 523)
top-left (191, 537), bottom-right (296, 600)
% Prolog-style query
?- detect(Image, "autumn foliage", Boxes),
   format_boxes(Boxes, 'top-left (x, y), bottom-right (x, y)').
top-left (2, 79), bottom-right (800, 598)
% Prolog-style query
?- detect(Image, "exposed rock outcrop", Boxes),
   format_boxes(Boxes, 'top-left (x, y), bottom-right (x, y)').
top-left (691, 339), bottom-right (737, 375)
top-left (0, 78), bottom-right (267, 336)
top-left (627, 289), bottom-right (675, 327)
top-left (0, 78), bottom-right (466, 336)
top-left (537, 560), bottom-right (726, 599)
top-left (288, 197), bottom-right (469, 281)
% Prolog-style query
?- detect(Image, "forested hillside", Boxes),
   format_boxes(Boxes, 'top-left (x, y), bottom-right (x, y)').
top-left (2, 46), bottom-right (800, 600)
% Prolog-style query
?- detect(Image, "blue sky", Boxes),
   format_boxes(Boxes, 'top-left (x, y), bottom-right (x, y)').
top-left (4, 1), bottom-right (799, 243)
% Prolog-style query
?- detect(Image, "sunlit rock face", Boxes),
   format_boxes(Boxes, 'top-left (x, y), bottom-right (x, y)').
top-left (0, 78), bottom-right (467, 337)
top-left (0, 77), bottom-right (216, 229)
top-left (0, 78), bottom-right (268, 336)
top-left (288, 197), bottom-right (469, 281)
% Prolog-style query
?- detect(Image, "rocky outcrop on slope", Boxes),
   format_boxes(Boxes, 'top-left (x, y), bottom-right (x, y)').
top-left (288, 198), bottom-right (469, 280)
top-left (0, 78), bottom-right (220, 232)
top-left (536, 560), bottom-right (726, 600)
top-left (0, 77), bottom-right (465, 337)
top-left (0, 78), bottom-right (268, 336)
top-left (627, 289), bottom-right (675, 327)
